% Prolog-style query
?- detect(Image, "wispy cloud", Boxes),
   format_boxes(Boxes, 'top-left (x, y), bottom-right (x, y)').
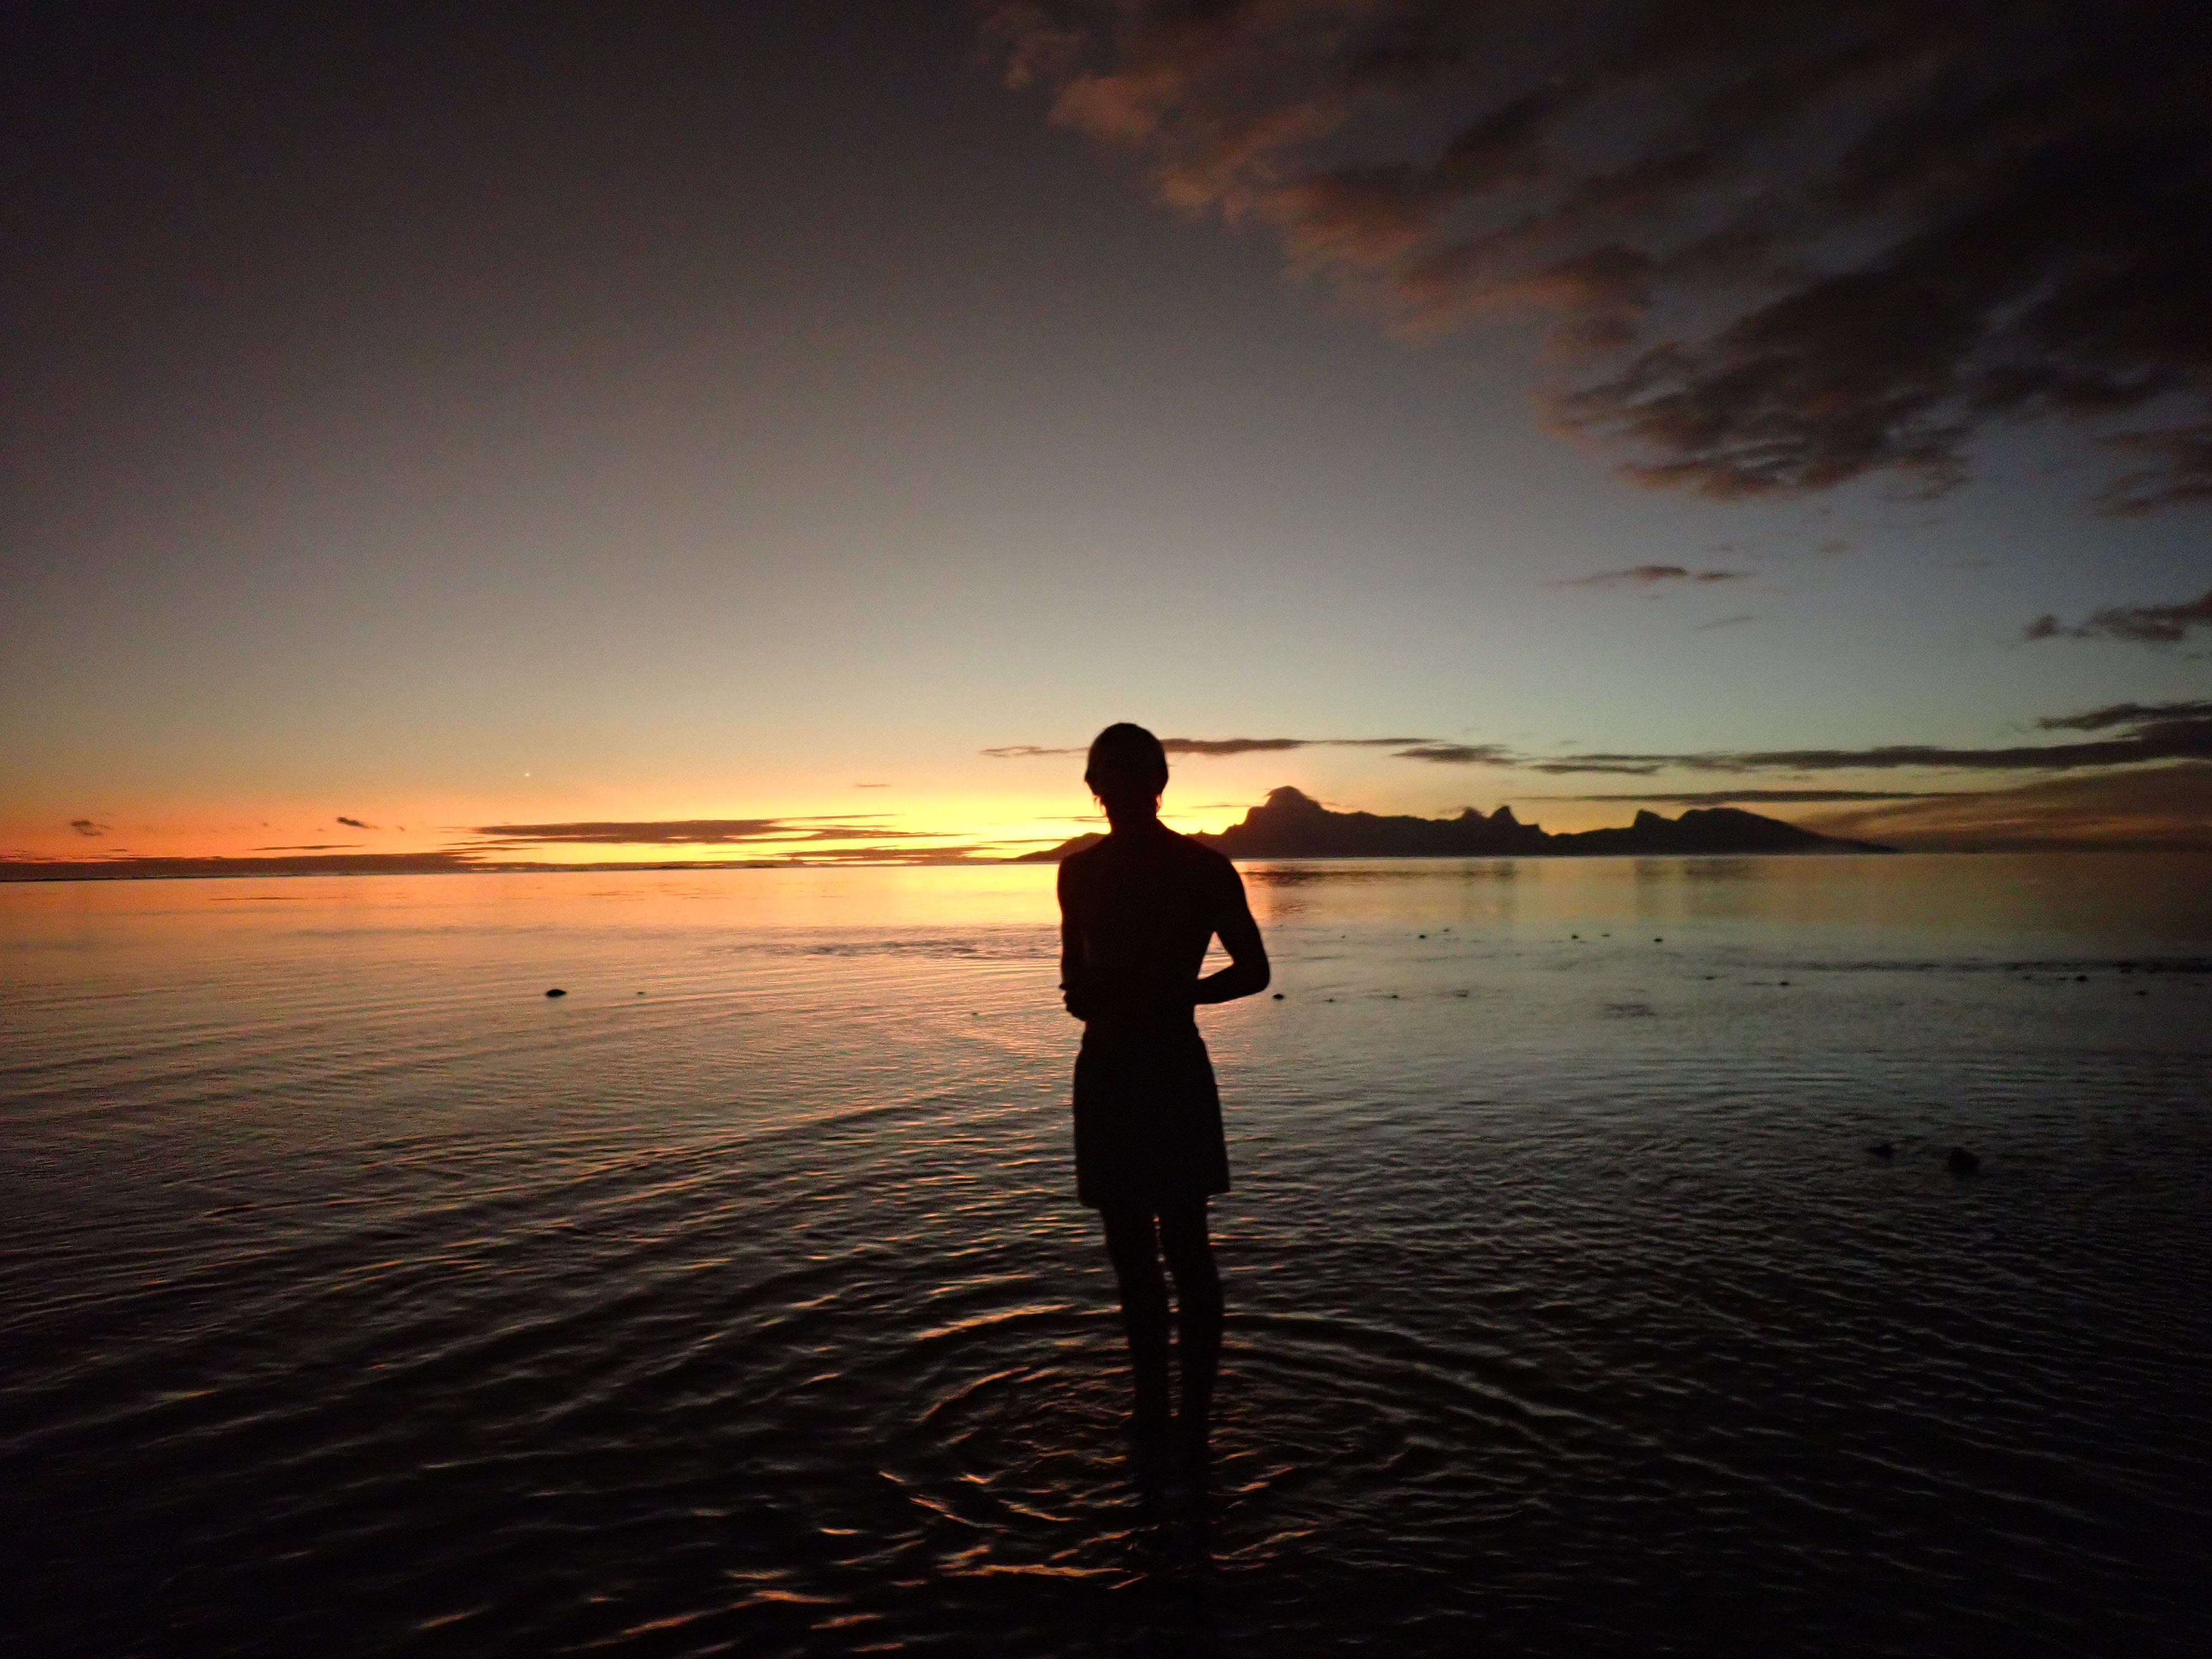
top-left (69, 818), bottom-right (106, 837)
top-left (989, 2), bottom-right (2212, 510)
top-left (1392, 742), bottom-right (1512, 765)
top-left (2023, 586), bottom-right (2212, 645)
top-left (3, 852), bottom-right (488, 880)
top-left (1793, 763), bottom-right (2212, 851)
top-left (1691, 613), bottom-right (1758, 631)
top-left (336, 816), bottom-right (376, 830)
top-left (1514, 699), bottom-right (2212, 775)
top-left (2038, 699), bottom-right (2212, 733)
top-left (1004, 700), bottom-right (2212, 781)
top-left (1564, 789), bottom-right (1942, 805)
top-left (1551, 565), bottom-right (1745, 588)
top-left (985, 735), bottom-right (1453, 760)
top-left (465, 818), bottom-right (915, 849)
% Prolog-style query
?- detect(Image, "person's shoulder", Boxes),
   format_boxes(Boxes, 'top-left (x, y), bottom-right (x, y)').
top-left (1170, 832), bottom-right (1239, 880)
top-left (1059, 840), bottom-right (1104, 883)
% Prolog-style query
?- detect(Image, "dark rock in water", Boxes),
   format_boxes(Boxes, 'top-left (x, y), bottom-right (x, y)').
top-left (1869, 1142), bottom-right (1895, 1160)
top-left (1272, 992), bottom-right (1285, 999)
top-left (545, 988), bottom-right (566, 998)
top-left (1947, 1146), bottom-right (1980, 1175)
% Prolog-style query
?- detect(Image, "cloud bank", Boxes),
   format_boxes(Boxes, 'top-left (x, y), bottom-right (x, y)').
top-left (1568, 789), bottom-right (1941, 806)
top-left (983, 735), bottom-right (1451, 760)
top-left (1551, 565), bottom-right (1744, 588)
top-left (1794, 763), bottom-right (2212, 851)
top-left (466, 818), bottom-right (919, 849)
top-left (2024, 586), bottom-right (2212, 645)
top-left (992, 700), bottom-right (2212, 780)
top-left (989, 1), bottom-right (2212, 509)
top-left (1486, 698), bottom-right (2212, 775)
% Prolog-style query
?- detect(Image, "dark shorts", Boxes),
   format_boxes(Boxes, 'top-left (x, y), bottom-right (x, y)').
top-left (1072, 1025), bottom-right (1230, 1211)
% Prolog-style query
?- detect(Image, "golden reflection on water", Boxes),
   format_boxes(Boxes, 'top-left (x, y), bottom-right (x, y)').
top-left (7, 850), bottom-right (2210, 952)
top-left (1241, 852), bottom-right (2212, 943)
top-left (3, 853), bottom-right (2209, 1656)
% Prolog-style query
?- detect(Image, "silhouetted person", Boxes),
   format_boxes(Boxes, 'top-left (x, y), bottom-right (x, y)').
top-left (1058, 723), bottom-right (1270, 1486)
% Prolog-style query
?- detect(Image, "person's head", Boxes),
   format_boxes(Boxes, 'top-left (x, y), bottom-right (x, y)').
top-left (1084, 722), bottom-right (1169, 826)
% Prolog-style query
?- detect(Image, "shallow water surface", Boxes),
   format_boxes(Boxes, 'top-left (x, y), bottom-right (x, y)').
top-left (3, 855), bottom-right (2210, 1655)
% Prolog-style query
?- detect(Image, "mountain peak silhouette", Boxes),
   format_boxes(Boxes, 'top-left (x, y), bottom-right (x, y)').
top-left (1018, 789), bottom-right (1887, 861)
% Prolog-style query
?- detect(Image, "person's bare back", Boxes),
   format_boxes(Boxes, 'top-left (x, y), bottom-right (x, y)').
top-left (1056, 723), bottom-right (1268, 1488)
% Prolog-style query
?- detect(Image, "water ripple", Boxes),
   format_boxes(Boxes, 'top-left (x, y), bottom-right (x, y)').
top-left (3, 866), bottom-right (2209, 1655)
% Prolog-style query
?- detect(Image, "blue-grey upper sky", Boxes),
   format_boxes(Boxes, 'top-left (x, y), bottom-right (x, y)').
top-left (3, 1), bottom-right (2206, 865)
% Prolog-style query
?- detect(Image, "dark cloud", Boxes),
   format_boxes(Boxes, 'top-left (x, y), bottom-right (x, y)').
top-left (335, 816), bottom-right (375, 829)
top-left (1164, 738), bottom-right (1316, 756)
top-left (2036, 698), bottom-right (2212, 733)
top-left (1392, 742), bottom-right (1513, 765)
top-left (1564, 789), bottom-right (1942, 805)
top-left (989, 2), bottom-right (2212, 510)
top-left (69, 818), bottom-right (105, 837)
top-left (1322, 698), bottom-right (2212, 774)
top-left (2023, 586), bottom-right (2212, 645)
top-left (1793, 762), bottom-right (2212, 851)
top-left (1528, 700), bottom-right (2212, 774)
top-left (1172, 735), bottom-right (1434, 756)
top-left (1, 852), bottom-right (485, 883)
top-left (1550, 565), bottom-right (1746, 588)
top-left (467, 818), bottom-right (912, 848)
top-left (992, 701), bottom-right (2212, 781)
top-left (986, 735), bottom-right (1448, 760)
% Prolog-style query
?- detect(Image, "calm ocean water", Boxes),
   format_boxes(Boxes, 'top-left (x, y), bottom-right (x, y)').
top-left (3, 854), bottom-right (2209, 1656)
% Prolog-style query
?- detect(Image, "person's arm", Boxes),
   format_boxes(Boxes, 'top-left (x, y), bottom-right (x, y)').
top-left (1057, 860), bottom-right (1093, 1021)
top-left (1193, 862), bottom-right (1269, 1005)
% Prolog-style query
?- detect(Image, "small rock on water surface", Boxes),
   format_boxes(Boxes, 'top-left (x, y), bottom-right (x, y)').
top-left (1869, 1142), bottom-right (1895, 1160)
top-left (1947, 1146), bottom-right (1980, 1175)
top-left (545, 988), bottom-right (566, 998)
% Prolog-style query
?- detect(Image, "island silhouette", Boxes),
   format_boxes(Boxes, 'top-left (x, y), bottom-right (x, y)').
top-left (1019, 786), bottom-right (1890, 862)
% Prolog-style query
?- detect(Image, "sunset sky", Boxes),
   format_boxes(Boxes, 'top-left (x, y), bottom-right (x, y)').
top-left (5, 2), bottom-right (2208, 870)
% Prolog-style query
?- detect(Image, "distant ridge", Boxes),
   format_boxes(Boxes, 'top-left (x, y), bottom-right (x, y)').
top-left (1016, 786), bottom-right (1890, 862)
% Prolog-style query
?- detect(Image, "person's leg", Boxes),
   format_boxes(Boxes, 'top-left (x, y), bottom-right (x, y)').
top-left (1157, 1199), bottom-right (1223, 1463)
top-left (1101, 1205), bottom-right (1172, 1444)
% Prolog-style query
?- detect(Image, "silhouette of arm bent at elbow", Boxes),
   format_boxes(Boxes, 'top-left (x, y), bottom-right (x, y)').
top-left (1193, 868), bottom-right (1267, 1005)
